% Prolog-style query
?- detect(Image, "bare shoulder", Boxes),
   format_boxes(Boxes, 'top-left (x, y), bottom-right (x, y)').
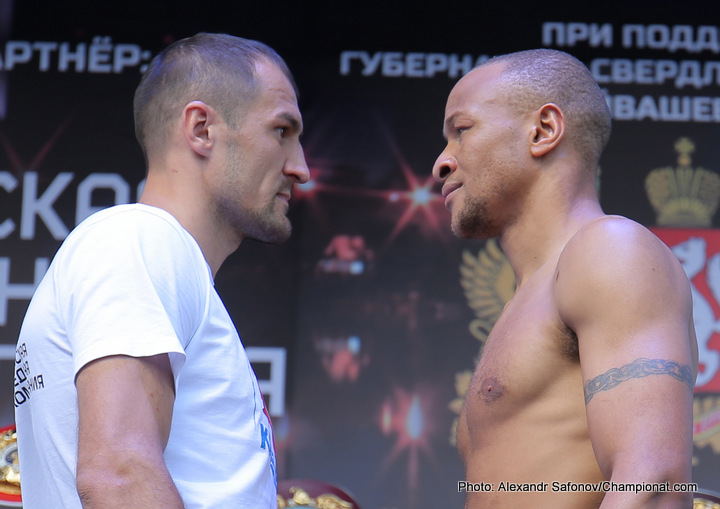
top-left (558, 215), bottom-right (684, 280)
top-left (555, 215), bottom-right (692, 331)
top-left (564, 214), bottom-right (668, 252)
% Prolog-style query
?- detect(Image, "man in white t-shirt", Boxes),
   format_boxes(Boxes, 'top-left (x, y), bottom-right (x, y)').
top-left (14, 33), bottom-right (309, 509)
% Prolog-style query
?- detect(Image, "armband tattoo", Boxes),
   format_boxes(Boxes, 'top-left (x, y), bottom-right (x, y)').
top-left (584, 358), bottom-right (694, 404)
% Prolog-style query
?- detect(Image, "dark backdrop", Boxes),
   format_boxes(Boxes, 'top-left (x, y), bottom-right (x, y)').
top-left (2, 1), bottom-right (719, 507)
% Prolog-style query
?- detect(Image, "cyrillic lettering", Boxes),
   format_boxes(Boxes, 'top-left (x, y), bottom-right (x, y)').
top-left (669, 25), bottom-right (695, 53)
top-left (543, 22), bottom-right (566, 46)
top-left (703, 61), bottom-right (720, 85)
top-left (339, 50), bottom-right (359, 75)
top-left (589, 23), bottom-right (613, 47)
top-left (655, 60), bottom-right (678, 84)
top-left (4, 41), bottom-right (32, 70)
top-left (113, 44), bottom-right (141, 73)
top-left (635, 59), bottom-right (655, 84)
top-left (405, 52), bottom-right (425, 78)
top-left (611, 59), bottom-right (634, 83)
top-left (58, 42), bottom-right (86, 72)
top-left (659, 96), bottom-right (692, 121)
top-left (621, 24), bottom-right (720, 54)
top-left (610, 95), bottom-right (637, 120)
top-left (76, 173), bottom-right (131, 225)
top-left (88, 36), bottom-right (112, 73)
top-left (448, 54), bottom-right (473, 78)
top-left (21, 171), bottom-right (73, 240)
top-left (696, 26), bottom-right (720, 53)
top-left (247, 347), bottom-right (286, 417)
top-left (646, 24), bottom-right (671, 50)
top-left (692, 96), bottom-right (713, 122)
top-left (0, 257), bottom-right (50, 326)
top-left (32, 42), bottom-right (58, 71)
top-left (360, 52), bottom-right (382, 76)
top-left (566, 23), bottom-right (589, 46)
top-left (0, 172), bottom-right (18, 239)
top-left (425, 53), bottom-right (448, 77)
top-left (636, 95), bottom-right (659, 120)
top-left (622, 25), bottom-right (645, 48)
top-left (590, 58), bottom-right (611, 83)
top-left (382, 52), bottom-right (404, 77)
top-left (676, 60), bottom-right (703, 89)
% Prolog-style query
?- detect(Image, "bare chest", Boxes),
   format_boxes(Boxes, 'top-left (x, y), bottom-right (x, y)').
top-left (461, 272), bottom-right (581, 438)
top-left (457, 264), bottom-right (604, 491)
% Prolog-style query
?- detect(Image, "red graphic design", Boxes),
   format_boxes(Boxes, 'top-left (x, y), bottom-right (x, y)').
top-left (652, 228), bottom-right (720, 393)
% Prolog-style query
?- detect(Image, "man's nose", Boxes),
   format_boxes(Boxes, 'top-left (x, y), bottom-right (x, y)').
top-left (285, 144), bottom-right (310, 183)
top-left (432, 151), bottom-right (457, 182)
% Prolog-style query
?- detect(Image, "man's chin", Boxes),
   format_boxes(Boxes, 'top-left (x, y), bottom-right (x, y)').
top-left (451, 228), bottom-right (478, 240)
top-left (250, 220), bottom-right (292, 245)
top-left (451, 220), bottom-right (474, 239)
top-left (451, 218), bottom-right (494, 240)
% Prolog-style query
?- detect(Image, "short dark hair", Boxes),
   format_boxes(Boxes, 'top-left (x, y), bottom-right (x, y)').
top-left (480, 49), bottom-right (611, 171)
top-left (133, 33), bottom-right (296, 159)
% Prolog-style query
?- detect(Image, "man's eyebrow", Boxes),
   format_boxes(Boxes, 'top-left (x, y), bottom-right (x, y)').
top-left (442, 112), bottom-right (459, 138)
top-left (278, 111), bottom-right (303, 134)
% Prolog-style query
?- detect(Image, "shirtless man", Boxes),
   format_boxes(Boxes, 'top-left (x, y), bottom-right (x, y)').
top-left (432, 49), bottom-right (698, 508)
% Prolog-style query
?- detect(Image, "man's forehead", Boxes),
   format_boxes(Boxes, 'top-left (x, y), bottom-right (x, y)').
top-left (256, 64), bottom-right (296, 96)
top-left (453, 62), bottom-right (506, 96)
top-left (250, 60), bottom-right (301, 113)
top-left (445, 63), bottom-right (507, 112)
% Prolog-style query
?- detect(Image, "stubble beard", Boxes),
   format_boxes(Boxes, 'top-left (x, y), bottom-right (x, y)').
top-left (452, 194), bottom-right (501, 239)
top-left (244, 205), bottom-right (292, 244)
top-left (216, 184), bottom-right (293, 245)
top-left (218, 145), bottom-right (293, 245)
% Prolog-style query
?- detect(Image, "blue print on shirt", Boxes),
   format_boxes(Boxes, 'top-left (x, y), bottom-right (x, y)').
top-left (260, 422), bottom-right (277, 484)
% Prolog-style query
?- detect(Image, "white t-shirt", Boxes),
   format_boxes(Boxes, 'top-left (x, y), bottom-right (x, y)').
top-left (14, 204), bottom-right (277, 509)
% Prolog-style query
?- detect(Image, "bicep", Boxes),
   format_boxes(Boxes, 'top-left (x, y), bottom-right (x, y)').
top-left (556, 219), bottom-right (696, 478)
top-left (76, 354), bottom-right (176, 463)
top-left (581, 357), bottom-right (694, 478)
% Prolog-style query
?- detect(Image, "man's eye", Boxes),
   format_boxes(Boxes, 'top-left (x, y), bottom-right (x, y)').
top-left (276, 126), bottom-right (288, 137)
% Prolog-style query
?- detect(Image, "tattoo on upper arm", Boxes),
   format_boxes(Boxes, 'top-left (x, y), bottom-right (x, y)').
top-left (584, 358), bottom-right (694, 404)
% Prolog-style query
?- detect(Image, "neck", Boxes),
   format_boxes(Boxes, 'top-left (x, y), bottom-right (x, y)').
top-left (139, 168), bottom-right (242, 278)
top-left (498, 178), bottom-right (604, 288)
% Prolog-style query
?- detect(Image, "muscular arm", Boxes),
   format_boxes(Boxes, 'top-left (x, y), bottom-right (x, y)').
top-left (75, 354), bottom-right (185, 508)
top-left (557, 217), bottom-right (697, 509)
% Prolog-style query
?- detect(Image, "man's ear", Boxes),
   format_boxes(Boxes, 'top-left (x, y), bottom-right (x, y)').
top-left (182, 101), bottom-right (216, 158)
top-left (529, 103), bottom-right (565, 158)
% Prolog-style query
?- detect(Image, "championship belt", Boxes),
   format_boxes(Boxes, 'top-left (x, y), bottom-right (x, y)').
top-left (0, 425), bottom-right (20, 507)
top-left (277, 479), bottom-right (359, 509)
top-left (695, 489), bottom-right (720, 509)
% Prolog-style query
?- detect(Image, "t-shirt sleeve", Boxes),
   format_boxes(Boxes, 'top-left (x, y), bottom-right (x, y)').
top-left (57, 210), bottom-right (206, 382)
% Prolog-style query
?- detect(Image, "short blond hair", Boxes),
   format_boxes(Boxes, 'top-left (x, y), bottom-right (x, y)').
top-left (133, 33), bottom-right (296, 161)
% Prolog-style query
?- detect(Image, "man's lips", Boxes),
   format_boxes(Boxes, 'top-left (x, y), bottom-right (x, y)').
top-left (441, 181), bottom-right (461, 198)
top-left (441, 182), bottom-right (462, 207)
